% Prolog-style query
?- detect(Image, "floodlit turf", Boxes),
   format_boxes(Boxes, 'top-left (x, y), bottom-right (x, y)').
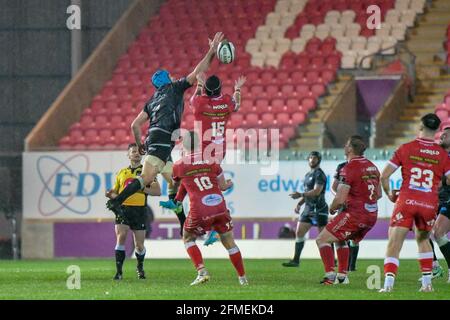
top-left (0, 259), bottom-right (448, 300)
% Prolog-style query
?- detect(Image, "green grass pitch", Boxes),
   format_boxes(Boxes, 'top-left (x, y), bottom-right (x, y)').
top-left (0, 259), bottom-right (449, 300)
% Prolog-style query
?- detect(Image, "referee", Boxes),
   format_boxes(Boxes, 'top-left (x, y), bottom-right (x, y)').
top-left (106, 143), bottom-right (161, 280)
top-left (282, 151), bottom-right (328, 267)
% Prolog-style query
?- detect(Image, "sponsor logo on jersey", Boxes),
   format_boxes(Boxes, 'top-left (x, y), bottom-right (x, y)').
top-left (366, 166), bottom-right (378, 172)
top-left (420, 149), bottom-right (440, 156)
top-left (201, 194), bottom-right (223, 206)
top-left (408, 185), bottom-right (432, 192)
top-left (212, 104), bottom-right (228, 110)
top-left (405, 199), bottom-right (435, 209)
top-left (364, 203), bottom-right (378, 212)
top-left (395, 212), bottom-right (403, 221)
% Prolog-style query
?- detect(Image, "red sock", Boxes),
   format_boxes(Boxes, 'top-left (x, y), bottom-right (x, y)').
top-left (336, 245), bottom-right (349, 274)
top-left (228, 247), bottom-right (245, 277)
top-left (419, 252), bottom-right (433, 273)
top-left (384, 257), bottom-right (399, 276)
top-left (185, 242), bottom-right (204, 271)
top-left (319, 244), bottom-right (335, 273)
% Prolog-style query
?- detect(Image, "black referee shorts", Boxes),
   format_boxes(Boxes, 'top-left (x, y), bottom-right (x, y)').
top-left (115, 206), bottom-right (147, 231)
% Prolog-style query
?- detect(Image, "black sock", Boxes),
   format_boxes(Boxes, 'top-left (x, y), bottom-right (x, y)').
top-left (439, 242), bottom-right (450, 269)
top-left (176, 207), bottom-right (186, 236)
top-left (115, 249), bottom-right (126, 274)
top-left (114, 179), bottom-right (143, 204)
top-left (349, 244), bottom-right (359, 270)
top-left (135, 250), bottom-right (146, 270)
top-left (293, 240), bottom-right (304, 263)
top-left (430, 239), bottom-right (437, 261)
top-left (168, 192), bottom-right (176, 200)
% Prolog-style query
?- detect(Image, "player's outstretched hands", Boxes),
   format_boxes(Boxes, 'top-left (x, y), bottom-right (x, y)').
top-left (222, 179), bottom-right (233, 191)
top-left (234, 76), bottom-right (246, 91)
top-left (196, 72), bottom-right (206, 86)
top-left (209, 32), bottom-right (224, 52)
top-left (289, 192), bottom-right (302, 200)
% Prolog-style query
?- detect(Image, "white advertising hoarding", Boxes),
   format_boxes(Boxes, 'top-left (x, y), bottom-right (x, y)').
top-left (22, 151), bottom-right (402, 220)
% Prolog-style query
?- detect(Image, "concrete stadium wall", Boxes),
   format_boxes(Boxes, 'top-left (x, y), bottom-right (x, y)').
top-left (0, 0), bottom-right (134, 250)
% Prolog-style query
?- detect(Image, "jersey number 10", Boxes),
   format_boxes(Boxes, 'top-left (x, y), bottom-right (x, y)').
top-left (194, 176), bottom-right (213, 191)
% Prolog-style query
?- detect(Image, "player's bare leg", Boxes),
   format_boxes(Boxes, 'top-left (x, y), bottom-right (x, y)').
top-left (282, 221), bottom-right (311, 267)
top-left (380, 226), bottom-right (409, 292)
top-left (107, 160), bottom-right (160, 212)
top-left (219, 231), bottom-right (247, 285)
top-left (114, 224), bottom-right (129, 280)
top-left (183, 230), bottom-right (209, 285)
top-left (316, 228), bottom-right (342, 284)
top-left (132, 230), bottom-right (146, 279)
top-left (433, 213), bottom-right (450, 283)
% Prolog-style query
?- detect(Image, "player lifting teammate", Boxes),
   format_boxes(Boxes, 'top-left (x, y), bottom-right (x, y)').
top-left (316, 136), bottom-right (381, 285)
top-left (106, 32), bottom-right (225, 231)
top-left (160, 72), bottom-right (246, 245)
top-left (173, 131), bottom-right (247, 286)
top-left (380, 114), bottom-right (450, 292)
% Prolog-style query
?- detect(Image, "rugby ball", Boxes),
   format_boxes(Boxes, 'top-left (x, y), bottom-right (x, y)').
top-left (217, 40), bottom-right (235, 64)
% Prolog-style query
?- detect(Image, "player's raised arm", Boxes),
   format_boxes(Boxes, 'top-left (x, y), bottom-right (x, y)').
top-left (233, 76), bottom-right (246, 112)
top-left (186, 32), bottom-right (224, 85)
top-left (131, 111), bottom-right (149, 154)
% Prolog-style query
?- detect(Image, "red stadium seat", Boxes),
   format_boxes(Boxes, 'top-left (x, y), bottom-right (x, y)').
top-left (245, 113), bottom-right (260, 128)
top-left (276, 113), bottom-right (291, 126)
top-left (291, 112), bottom-right (306, 125)
top-left (270, 98), bottom-right (285, 113)
top-left (302, 98), bottom-right (316, 111)
top-left (260, 113), bottom-right (275, 128)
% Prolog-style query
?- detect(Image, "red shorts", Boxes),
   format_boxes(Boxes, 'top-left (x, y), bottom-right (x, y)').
top-left (184, 210), bottom-right (233, 236)
top-left (326, 211), bottom-right (377, 243)
top-left (390, 197), bottom-right (437, 231)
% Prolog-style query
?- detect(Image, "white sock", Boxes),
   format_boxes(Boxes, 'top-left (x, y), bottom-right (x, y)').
top-left (384, 274), bottom-right (395, 288)
top-left (325, 271), bottom-right (336, 279)
top-left (422, 273), bottom-right (432, 287)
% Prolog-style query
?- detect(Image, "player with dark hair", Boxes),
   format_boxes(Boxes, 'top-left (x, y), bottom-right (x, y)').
top-left (173, 131), bottom-right (248, 286)
top-left (282, 151), bottom-right (329, 267)
top-left (106, 32), bottom-right (225, 234)
top-left (380, 114), bottom-right (450, 292)
top-left (316, 136), bottom-right (381, 285)
top-left (106, 143), bottom-right (161, 280)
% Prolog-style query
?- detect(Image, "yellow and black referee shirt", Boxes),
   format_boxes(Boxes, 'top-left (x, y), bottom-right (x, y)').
top-left (113, 165), bottom-right (146, 207)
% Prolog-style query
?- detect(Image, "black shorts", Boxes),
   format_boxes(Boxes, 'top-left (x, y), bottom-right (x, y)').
top-left (300, 205), bottom-right (329, 227)
top-left (145, 130), bottom-right (174, 162)
top-left (438, 203), bottom-right (450, 220)
top-left (115, 206), bottom-right (147, 230)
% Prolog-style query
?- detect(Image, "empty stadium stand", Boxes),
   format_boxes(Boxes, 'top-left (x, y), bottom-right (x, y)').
top-left (58, 0), bottom-right (445, 151)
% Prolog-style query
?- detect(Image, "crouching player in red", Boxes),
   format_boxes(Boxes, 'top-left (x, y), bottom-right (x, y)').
top-left (172, 131), bottom-right (248, 286)
top-left (316, 136), bottom-right (381, 284)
